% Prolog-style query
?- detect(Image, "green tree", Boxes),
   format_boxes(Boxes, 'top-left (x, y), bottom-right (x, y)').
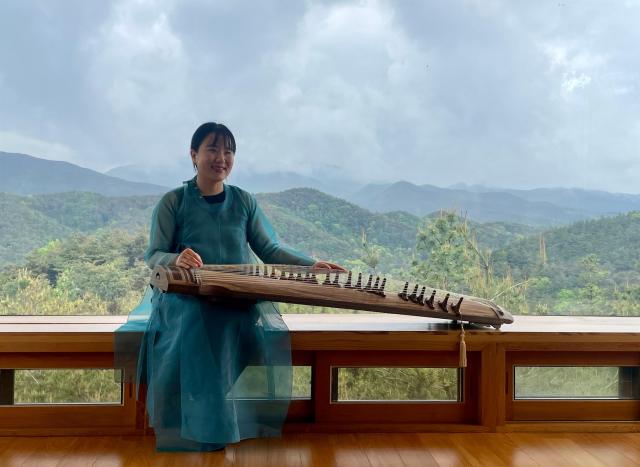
top-left (411, 211), bottom-right (473, 291)
top-left (411, 211), bottom-right (529, 313)
top-left (360, 229), bottom-right (383, 273)
top-left (577, 254), bottom-right (609, 302)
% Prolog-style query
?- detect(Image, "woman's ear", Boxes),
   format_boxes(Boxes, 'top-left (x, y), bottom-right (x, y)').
top-left (190, 149), bottom-right (197, 171)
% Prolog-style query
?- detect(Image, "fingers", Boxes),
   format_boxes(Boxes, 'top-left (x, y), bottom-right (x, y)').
top-left (313, 261), bottom-right (347, 272)
top-left (328, 262), bottom-right (348, 272)
top-left (177, 255), bottom-right (201, 268)
top-left (191, 249), bottom-right (203, 266)
top-left (176, 248), bottom-right (203, 268)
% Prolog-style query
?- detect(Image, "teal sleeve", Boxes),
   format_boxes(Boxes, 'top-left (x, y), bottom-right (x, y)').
top-left (144, 193), bottom-right (180, 268)
top-left (247, 195), bottom-right (316, 266)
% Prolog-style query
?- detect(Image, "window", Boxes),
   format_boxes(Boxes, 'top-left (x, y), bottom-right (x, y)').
top-left (1, 369), bottom-right (122, 405)
top-left (1, 3), bottom-right (638, 319)
top-left (333, 367), bottom-right (460, 402)
top-left (515, 366), bottom-right (640, 401)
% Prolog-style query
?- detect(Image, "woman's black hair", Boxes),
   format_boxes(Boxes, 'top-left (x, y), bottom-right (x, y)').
top-left (190, 122), bottom-right (236, 153)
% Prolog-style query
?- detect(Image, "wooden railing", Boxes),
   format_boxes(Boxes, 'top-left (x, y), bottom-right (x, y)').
top-left (1, 314), bottom-right (639, 435)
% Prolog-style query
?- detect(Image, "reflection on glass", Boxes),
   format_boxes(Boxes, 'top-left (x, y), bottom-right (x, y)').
top-left (12, 369), bottom-right (122, 405)
top-left (0, 3), bottom-right (639, 320)
top-left (228, 365), bottom-right (311, 400)
top-left (293, 366), bottom-right (312, 399)
top-left (515, 366), bottom-right (640, 400)
top-left (333, 367), bottom-right (460, 402)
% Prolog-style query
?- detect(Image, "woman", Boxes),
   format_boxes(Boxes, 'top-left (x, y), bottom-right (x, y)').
top-left (123, 122), bottom-right (344, 452)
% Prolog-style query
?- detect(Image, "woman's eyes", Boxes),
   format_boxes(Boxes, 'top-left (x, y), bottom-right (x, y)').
top-left (206, 148), bottom-right (233, 156)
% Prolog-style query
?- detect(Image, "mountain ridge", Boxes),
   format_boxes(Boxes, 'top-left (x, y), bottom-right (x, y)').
top-left (1, 152), bottom-right (168, 196)
top-left (5, 152), bottom-right (640, 226)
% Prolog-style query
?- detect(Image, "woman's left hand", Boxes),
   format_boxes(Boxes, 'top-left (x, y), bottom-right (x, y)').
top-left (312, 261), bottom-right (348, 272)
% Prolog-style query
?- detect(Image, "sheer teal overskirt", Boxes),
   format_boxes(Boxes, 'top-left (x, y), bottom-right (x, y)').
top-left (114, 180), bottom-right (311, 451)
top-left (114, 286), bottom-right (292, 451)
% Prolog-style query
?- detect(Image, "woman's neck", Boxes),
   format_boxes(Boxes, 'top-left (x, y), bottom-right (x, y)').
top-left (195, 174), bottom-right (224, 196)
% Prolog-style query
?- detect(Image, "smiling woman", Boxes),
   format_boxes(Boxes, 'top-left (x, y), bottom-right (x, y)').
top-left (115, 122), bottom-right (344, 453)
top-left (188, 122), bottom-right (236, 196)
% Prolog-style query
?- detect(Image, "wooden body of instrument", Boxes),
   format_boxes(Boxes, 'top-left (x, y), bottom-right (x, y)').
top-left (150, 264), bottom-right (513, 328)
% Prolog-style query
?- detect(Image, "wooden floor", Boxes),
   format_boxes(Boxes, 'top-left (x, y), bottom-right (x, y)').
top-left (1, 433), bottom-right (640, 466)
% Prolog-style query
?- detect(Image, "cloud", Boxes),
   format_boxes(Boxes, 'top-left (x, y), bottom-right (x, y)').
top-left (84, 0), bottom-right (195, 167)
top-left (1, 0), bottom-right (640, 192)
top-left (0, 131), bottom-right (77, 163)
top-left (561, 72), bottom-right (591, 96)
top-left (248, 0), bottom-right (435, 179)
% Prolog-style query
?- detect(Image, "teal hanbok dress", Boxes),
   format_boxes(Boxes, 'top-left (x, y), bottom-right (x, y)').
top-left (115, 178), bottom-right (315, 451)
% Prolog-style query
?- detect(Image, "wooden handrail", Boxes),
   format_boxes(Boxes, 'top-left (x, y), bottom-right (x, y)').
top-left (1, 315), bottom-right (640, 353)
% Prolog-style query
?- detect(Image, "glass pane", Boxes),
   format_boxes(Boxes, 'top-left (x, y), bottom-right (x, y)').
top-left (334, 367), bottom-right (460, 402)
top-left (228, 366), bottom-right (311, 400)
top-left (515, 366), bottom-right (640, 400)
top-left (293, 365), bottom-right (312, 399)
top-left (2, 2), bottom-right (639, 319)
top-left (12, 369), bottom-right (122, 405)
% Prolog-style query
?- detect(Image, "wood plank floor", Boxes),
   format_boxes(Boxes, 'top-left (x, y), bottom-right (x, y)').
top-left (0, 433), bottom-right (639, 466)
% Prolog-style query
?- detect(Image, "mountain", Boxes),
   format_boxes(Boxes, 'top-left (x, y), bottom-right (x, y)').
top-left (104, 164), bottom-right (193, 189)
top-left (449, 183), bottom-right (640, 216)
top-left (257, 188), bottom-right (419, 248)
top-left (0, 192), bottom-right (159, 268)
top-left (235, 171), bottom-right (329, 195)
top-left (348, 181), bottom-right (589, 226)
top-left (258, 188), bottom-right (541, 261)
top-left (6, 151), bottom-right (640, 227)
top-left (0, 183), bottom-right (547, 270)
top-left (0, 193), bottom-right (73, 267)
top-left (106, 164), bottom-right (328, 193)
top-left (105, 164), bottom-right (364, 198)
top-left (501, 187), bottom-right (640, 216)
top-left (1, 188), bottom-right (419, 270)
top-left (492, 211), bottom-right (640, 295)
top-left (0, 152), bottom-right (169, 196)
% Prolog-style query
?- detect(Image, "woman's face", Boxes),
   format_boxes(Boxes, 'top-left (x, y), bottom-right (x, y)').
top-left (190, 132), bottom-right (235, 183)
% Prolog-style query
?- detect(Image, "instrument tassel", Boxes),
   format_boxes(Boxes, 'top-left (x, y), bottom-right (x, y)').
top-left (459, 322), bottom-right (467, 368)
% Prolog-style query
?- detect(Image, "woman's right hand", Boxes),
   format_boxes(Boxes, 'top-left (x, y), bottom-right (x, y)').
top-left (175, 248), bottom-right (203, 269)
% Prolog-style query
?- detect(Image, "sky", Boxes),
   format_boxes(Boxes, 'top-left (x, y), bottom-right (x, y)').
top-left (1, 0), bottom-right (639, 192)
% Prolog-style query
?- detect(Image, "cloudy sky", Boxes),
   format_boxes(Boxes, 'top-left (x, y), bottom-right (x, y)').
top-left (1, 0), bottom-right (639, 192)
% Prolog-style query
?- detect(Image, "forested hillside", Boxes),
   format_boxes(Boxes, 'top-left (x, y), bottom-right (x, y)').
top-left (492, 212), bottom-right (640, 313)
top-left (1, 188), bottom-right (639, 317)
top-left (0, 188), bottom-right (423, 272)
top-left (0, 192), bottom-right (157, 268)
top-left (257, 188), bottom-right (421, 272)
top-left (493, 212), bottom-right (640, 284)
